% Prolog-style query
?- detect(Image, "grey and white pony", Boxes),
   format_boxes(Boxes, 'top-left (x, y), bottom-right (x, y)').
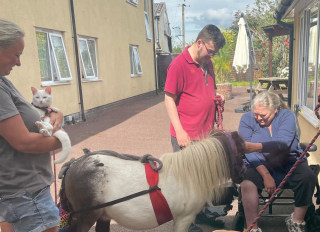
top-left (58, 131), bottom-right (246, 232)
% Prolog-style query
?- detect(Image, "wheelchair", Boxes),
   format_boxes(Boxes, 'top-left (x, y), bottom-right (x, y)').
top-left (232, 144), bottom-right (320, 232)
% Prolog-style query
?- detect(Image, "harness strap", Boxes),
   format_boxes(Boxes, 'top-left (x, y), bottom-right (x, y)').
top-left (145, 163), bottom-right (173, 225)
top-left (70, 185), bottom-right (160, 216)
top-left (80, 149), bottom-right (163, 172)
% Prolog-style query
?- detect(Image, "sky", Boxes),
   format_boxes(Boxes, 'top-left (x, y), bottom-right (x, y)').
top-left (154, 0), bottom-right (256, 46)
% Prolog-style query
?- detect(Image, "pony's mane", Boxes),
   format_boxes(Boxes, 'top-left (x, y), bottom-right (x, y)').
top-left (160, 135), bottom-right (231, 204)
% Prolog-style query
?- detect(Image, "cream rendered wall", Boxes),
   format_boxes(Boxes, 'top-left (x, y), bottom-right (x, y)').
top-left (290, 8), bottom-right (320, 171)
top-left (74, 0), bottom-right (156, 109)
top-left (0, 0), bottom-right (79, 115)
top-left (0, 0), bottom-right (156, 115)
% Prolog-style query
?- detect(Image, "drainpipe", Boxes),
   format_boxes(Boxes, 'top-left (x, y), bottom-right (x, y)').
top-left (151, 0), bottom-right (158, 94)
top-left (275, 0), bottom-right (294, 108)
top-left (70, 0), bottom-right (86, 121)
top-left (276, 12), bottom-right (293, 108)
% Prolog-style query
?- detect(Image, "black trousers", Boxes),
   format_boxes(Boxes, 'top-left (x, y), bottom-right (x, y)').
top-left (244, 160), bottom-right (317, 207)
top-left (170, 136), bottom-right (182, 152)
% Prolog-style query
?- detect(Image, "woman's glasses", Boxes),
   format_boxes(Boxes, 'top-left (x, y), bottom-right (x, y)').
top-left (254, 111), bottom-right (273, 120)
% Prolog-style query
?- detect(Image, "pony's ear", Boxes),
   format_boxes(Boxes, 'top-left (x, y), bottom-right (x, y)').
top-left (231, 131), bottom-right (246, 156)
top-left (45, 86), bottom-right (52, 94)
top-left (31, 87), bottom-right (37, 95)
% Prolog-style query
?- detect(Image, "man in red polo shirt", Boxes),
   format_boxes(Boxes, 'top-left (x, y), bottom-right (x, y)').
top-left (165, 24), bottom-right (225, 151)
top-left (164, 24), bottom-right (226, 232)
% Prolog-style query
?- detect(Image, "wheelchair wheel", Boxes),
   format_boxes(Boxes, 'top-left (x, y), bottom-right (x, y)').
top-left (232, 212), bottom-right (245, 232)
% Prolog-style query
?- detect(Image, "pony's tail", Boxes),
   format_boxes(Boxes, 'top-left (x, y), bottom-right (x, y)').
top-left (58, 194), bottom-right (73, 232)
top-left (57, 158), bottom-right (76, 232)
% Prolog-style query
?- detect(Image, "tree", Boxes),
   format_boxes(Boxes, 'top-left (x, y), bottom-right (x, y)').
top-left (171, 40), bottom-right (195, 54)
top-left (229, 0), bottom-right (289, 77)
top-left (172, 46), bottom-right (183, 54)
top-left (212, 29), bottom-right (236, 83)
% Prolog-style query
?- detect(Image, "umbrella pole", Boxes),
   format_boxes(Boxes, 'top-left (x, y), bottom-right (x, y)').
top-left (249, 55), bottom-right (253, 108)
top-left (233, 13), bottom-right (258, 113)
top-left (244, 13), bottom-right (257, 110)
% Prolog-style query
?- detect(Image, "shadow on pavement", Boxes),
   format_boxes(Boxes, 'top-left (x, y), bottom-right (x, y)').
top-left (64, 92), bottom-right (164, 146)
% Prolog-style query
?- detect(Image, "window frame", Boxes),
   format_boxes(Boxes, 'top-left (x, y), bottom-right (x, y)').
top-left (78, 37), bottom-right (98, 80)
top-left (36, 29), bottom-right (72, 85)
top-left (297, 2), bottom-right (320, 127)
top-left (144, 0), bottom-right (152, 40)
top-left (127, 0), bottom-right (138, 6)
top-left (129, 45), bottom-right (143, 77)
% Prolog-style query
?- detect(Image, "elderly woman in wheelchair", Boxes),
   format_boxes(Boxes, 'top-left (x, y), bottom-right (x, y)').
top-left (238, 91), bottom-right (317, 232)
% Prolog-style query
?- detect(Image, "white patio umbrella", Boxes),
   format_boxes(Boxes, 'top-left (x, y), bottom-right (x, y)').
top-left (232, 17), bottom-right (250, 74)
top-left (233, 15), bottom-right (257, 111)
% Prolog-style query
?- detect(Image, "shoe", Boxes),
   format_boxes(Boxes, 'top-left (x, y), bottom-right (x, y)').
top-left (285, 213), bottom-right (306, 232)
top-left (252, 228), bottom-right (262, 232)
top-left (195, 213), bottom-right (224, 228)
top-left (244, 228), bottom-right (262, 232)
top-left (188, 223), bottom-right (203, 232)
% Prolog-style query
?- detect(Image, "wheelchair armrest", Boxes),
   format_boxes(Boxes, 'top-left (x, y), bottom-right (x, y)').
top-left (300, 143), bottom-right (317, 152)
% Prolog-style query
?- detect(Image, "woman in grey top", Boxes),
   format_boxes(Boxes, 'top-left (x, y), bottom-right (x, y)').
top-left (0, 19), bottom-right (64, 232)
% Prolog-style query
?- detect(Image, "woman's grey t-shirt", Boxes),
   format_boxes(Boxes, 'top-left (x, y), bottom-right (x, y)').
top-left (0, 77), bottom-right (53, 196)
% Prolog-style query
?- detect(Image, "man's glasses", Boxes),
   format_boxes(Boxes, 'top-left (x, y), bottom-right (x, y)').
top-left (202, 40), bottom-right (219, 57)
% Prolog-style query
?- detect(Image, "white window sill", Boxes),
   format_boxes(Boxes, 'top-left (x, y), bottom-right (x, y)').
top-left (131, 74), bottom-right (142, 78)
top-left (82, 78), bottom-right (103, 83)
top-left (41, 81), bottom-right (71, 87)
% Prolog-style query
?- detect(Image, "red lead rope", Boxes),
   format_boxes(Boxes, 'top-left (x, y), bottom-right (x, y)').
top-left (247, 95), bottom-right (320, 231)
top-left (215, 95), bottom-right (224, 130)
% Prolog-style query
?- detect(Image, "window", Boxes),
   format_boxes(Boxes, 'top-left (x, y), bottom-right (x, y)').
top-left (144, 0), bottom-right (152, 40)
top-left (129, 45), bottom-right (143, 77)
top-left (79, 37), bottom-right (98, 79)
top-left (36, 30), bottom-right (72, 84)
top-left (298, 3), bottom-right (320, 127)
top-left (127, 0), bottom-right (138, 6)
